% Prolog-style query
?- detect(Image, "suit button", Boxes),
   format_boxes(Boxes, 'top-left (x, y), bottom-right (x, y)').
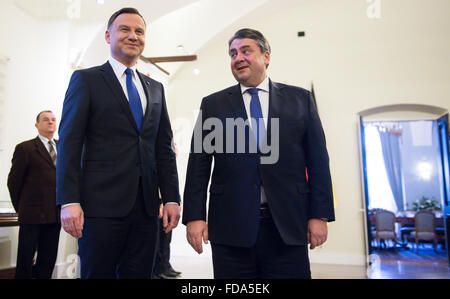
top-left (254, 184), bottom-right (258, 189)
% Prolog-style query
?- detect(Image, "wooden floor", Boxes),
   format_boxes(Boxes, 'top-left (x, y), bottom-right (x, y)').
top-left (170, 245), bottom-right (450, 279)
top-left (369, 243), bottom-right (450, 279)
top-left (4, 246), bottom-right (447, 279)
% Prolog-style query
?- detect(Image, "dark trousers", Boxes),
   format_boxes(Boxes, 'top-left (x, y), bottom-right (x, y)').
top-left (211, 212), bottom-right (311, 279)
top-left (78, 183), bottom-right (158, 279)
top-left (153, 218), bottom-right (172, 275)
top-left (15, 223), bottom-right (61, 279)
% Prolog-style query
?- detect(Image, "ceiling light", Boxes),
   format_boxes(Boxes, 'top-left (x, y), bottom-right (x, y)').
top-left (177, 45), bottom-right (187, 55)
top-left (417, 161), bottom-right (432, 181)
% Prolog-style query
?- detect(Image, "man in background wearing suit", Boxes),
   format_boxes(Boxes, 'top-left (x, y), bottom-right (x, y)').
top-left (57, 7), bottom-right (181, 278)
top-left (8, 111), bottom-right (60, 279)
top-left (183, 28), bottom-right (335, 279)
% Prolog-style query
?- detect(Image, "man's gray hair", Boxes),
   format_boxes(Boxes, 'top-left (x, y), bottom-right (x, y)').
top-left (228, 28), bottom-right (271, 54)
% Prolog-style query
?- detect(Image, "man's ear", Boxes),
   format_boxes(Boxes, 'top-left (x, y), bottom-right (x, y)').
top-left (264, 51), bottom-right (271, 68)
top-left (105, 30), bottom-right (111, 44)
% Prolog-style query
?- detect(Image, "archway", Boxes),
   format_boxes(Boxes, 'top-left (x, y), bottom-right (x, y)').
top-left (358, 104), bottom-right (450, 277)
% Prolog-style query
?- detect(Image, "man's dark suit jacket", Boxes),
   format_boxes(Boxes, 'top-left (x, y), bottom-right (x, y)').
top-left (56, 62), bottom-right (180, 217)
top-left (7, 137), bottom-right (60, 224)
top-left (183, 80), bottom-right (335, 247)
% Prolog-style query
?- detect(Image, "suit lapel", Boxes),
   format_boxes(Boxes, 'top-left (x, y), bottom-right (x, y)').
top-left (34, 137), bottom-right (55, 168)
top-left (266, 79), bottom-right (282, 149)
top-left (227, 84), bottom-right (257, 152)
top-left (100, 62), bottom-right (139, 132)
top-left (137, 71), bottom-right (152, 120)
top-left (227, 84), bottom-right (248, 122)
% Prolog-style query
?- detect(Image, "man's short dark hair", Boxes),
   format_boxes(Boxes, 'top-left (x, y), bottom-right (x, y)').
top-left (228, 28), bottom-right (271, 54)
top-left (107, 7), bottom-right (146, 29)
top-left (36, 110), bottom-right (53, 123)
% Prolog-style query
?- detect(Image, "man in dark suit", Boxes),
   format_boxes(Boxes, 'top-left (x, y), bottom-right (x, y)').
top-left (7, 111), bottom-right (61, 279)
top-left (182, 28), bottom-right (335, 279)
top-left (152, 202), bottom-right (182, 279)
top-left (57, 7), bottom-right (181, 279)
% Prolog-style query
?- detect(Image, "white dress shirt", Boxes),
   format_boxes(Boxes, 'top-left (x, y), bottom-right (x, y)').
top-left (108, 56), bottom-right (147, 113)
top-left (240, 76), bottom-right (270, 205)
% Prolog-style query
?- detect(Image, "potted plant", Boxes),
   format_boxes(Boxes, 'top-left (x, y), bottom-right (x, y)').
top-left (412, 196), bottom-right (441, 211)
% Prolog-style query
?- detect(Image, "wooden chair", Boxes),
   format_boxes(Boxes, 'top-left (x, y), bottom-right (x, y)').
top-left (409, 210), bottom-right (438, 253)
top-left (371, 210), bottom-right (397, 248)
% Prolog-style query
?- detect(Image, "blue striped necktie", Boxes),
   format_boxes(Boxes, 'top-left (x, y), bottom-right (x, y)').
top-left (247, 88), bottom-right (266, 149)
top-left (125, 68), bottom-right (144, 131)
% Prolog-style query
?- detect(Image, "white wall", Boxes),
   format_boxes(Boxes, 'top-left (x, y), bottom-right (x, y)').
top-left (166, 0), bottom-right (450, 265)
top-left (0, 0), bottom-right (100, 273)
top-left (0, 0), bottom-right (172, 274)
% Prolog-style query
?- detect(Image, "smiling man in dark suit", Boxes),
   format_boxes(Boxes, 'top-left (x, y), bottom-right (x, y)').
top-left (183, 28), bottom-right (335, 279)
top-left (8, 111), bottom-right (61, 279)
top-left (57, 7), bottom-right (181, 279)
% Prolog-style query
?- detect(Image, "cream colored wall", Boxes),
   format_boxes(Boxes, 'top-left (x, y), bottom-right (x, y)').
top-left (167, 0), bottom-right (450, 265)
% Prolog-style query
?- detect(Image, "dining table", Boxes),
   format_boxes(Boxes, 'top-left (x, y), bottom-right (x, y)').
top-left (395, 210), bottom-right (444, 227)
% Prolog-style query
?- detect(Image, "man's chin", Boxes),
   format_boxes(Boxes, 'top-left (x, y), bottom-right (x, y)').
top-left (233, 74), bottom-right (249, 85)
top-left (113, 53), bottom-right (142, 66)
top-left (124, 52), bottom-right (141, 60)
top-left (121, 48), bottom-right (143, 59)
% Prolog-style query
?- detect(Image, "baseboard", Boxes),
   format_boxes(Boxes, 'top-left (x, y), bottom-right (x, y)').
top-left (309, 252), bottom-right (367, 266)
top-left (172, 252), bottom-right (366, 266)
top-left (51, 254), bottom-right (367, 279)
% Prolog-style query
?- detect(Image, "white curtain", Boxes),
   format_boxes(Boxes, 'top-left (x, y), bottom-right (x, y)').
top-left (365, 126), bottom-right (398, 213)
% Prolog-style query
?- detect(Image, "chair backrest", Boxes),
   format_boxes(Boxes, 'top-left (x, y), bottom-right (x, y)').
top-left (415, 210), bottom-right (436, 233)
top-left (375, 210), bottom-right (395, 232)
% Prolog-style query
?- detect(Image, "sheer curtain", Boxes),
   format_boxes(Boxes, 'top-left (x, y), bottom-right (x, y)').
top-left (378, 127), bottom-right (404, 211)
top-left (365, 126), bottom-right (398, 213)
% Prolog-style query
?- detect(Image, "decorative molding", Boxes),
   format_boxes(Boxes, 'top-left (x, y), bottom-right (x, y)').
top-left (358, 104), bottom-right (448, 118)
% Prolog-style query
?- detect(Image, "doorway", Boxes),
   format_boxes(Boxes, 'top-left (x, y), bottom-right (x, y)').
top-left (358, 104), bottom-right (450, 278)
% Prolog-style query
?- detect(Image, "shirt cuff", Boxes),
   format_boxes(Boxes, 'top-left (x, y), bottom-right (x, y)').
top-left (61, 203), bottom-right (80, 208)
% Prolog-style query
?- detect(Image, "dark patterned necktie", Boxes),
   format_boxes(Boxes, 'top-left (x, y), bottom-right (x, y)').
top-left (48, 141), bottom-right (57, 166)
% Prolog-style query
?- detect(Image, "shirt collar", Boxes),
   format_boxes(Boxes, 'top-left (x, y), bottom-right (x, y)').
top-left (108, 56), bottom-right (139, 79)
top-left (38, 135), bottom-right (55, 145)
top-left (240, 76), bottom-right (270, 95)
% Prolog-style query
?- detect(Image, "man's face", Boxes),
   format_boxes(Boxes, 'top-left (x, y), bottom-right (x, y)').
top-left (105, 13), bottom-right (146, 66)
top-left (229, 38), bottom-right (270, 87)
top-left (35, 112), bottom-right (56, 136)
